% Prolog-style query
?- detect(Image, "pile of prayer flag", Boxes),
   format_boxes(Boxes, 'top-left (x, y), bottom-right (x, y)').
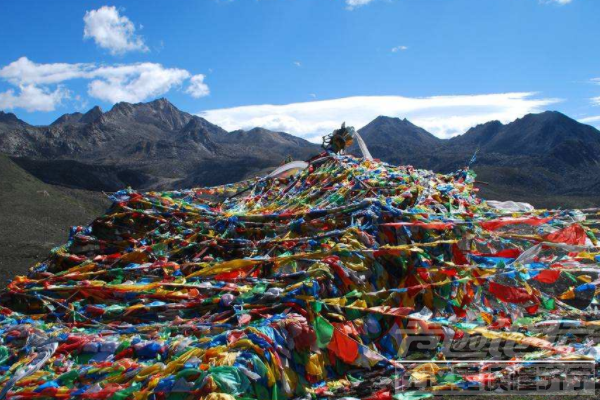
top-left (0, 151), bottom-right (599, 399)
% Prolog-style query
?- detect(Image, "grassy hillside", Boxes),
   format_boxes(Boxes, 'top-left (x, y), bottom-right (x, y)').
top-left (474, 165), bottom-right (600, 209)
top-left (0, 155), bottom-right (110, 284)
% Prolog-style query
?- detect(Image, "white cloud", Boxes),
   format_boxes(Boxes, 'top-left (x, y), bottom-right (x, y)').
top-left (0, 57), bottom-right (94, 86)
top-left (540, 0), bottom-right (573, 4)
top-left (185, 74), bottom-right (210, 98)
top-left (580, 115), bottom-right (600, 130)
top-left (0, 85), bottom-right (70, 112)
top-left (199, 93), bottom-right (560, 141)
top-left (293, 61), bottom-right (302, 67)
top-left (83, 6), bottom-right (148, 55)
top-left (591, 79), bottom-right (600, 105)
top-left (349, 0), bottom-right (568, 10)
top-left (87, 63), bottom-right (190, 103)
top-left (346, 0), bottom-right (377, 9)
top-left (391, 45), bottom-right (408, 52)
top-left (580, 115), bottom-right (600, 124)
top-left (0, 57), bottom-right (208, 110)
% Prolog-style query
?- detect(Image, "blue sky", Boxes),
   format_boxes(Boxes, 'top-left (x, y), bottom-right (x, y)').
top-left (1, 0), bottom-right (599, 140)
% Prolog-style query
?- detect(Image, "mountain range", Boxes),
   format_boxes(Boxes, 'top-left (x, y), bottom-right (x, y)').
top-left (350, 112), bottom-right (600, 208)
top-left (0, 98), bottom-right (319, 191)
top-left (2, 98), bottom-right (600, 208)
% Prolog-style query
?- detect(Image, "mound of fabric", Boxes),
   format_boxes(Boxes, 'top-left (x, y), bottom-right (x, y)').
top-left (1, 152), bottom-right (599, 399)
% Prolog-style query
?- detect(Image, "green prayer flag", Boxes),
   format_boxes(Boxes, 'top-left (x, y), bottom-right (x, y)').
top-left (393, 392), bottom-right (434, 400)
top-left (314, 316), bottom-right (334, 348)
top-left (542, 297), bottom-right (555, 310)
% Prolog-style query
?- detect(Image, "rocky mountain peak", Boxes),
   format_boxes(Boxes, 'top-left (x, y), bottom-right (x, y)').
top-left (81, 106), bottom-right (103, 124)
top-left (104, 98), bottom-right (192, 131)
top-left (51, 106), bottom-right (104, 126)
top-left (0, 111), bottom-right (26, 125)
top-left (148, 97), bottom-right (174, 108)
top-left (51, 112), bottom-right (84, 126)
top-left (358, 115), bottom-right (442, 145)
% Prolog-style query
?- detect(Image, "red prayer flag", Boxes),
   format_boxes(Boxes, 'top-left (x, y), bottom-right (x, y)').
top-left (489, 281), bottom-right (537, 304)
top-left (533, 269), bottom-right (561, 284)
top-left (480, 216), bottom-right (552, 231)
top-left (545, 224), bottom-right (587, 246)
top-left (327, 323), bottom-right (359, 364)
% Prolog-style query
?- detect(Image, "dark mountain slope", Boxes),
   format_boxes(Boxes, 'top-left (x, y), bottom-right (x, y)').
top-left (447, 120), bottom-right (504, 148)
top-left (222, 128), bottom-right (316, 158)
top-left (0, 111), bottom-right (28, 127)
top-left (447, 111), bottom-right (600, 168)
top-left (349, 116), bottom-right (443, 166)
top-left (10, 157), bottom-right (155, 191)
top-left (0, 155), bottom-right (110, 281)
top-left (50, 106), bottom-right (103, 126)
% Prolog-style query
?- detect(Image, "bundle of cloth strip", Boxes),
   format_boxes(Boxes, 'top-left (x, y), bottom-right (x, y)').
top-left (1, 151), bottom-right (600, 400)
